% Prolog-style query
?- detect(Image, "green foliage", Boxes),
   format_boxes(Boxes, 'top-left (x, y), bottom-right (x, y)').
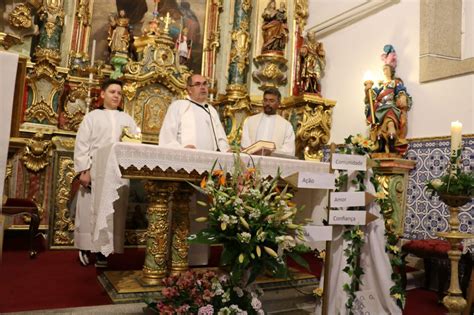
top-left (188, 153), bottom-right (310, 287)
top-left (426, 149), bottom-right (474, 196)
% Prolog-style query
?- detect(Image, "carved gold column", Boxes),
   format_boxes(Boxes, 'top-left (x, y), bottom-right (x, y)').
top-left (170, 183), bottom-right (193, 275)
top-left (226, 0), bottom-right (252, 99)
top-left (371, 158), bottom-right (416, 236)
top-left (141, 180), bottom-right (178, 286)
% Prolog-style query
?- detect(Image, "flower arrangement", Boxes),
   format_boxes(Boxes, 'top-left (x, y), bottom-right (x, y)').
top-left (189, 154), bottom-right (310, 286)
top-left (146, 269), bottom-right (264, 315)
top-left (426, 149), bottom-right (474, 197)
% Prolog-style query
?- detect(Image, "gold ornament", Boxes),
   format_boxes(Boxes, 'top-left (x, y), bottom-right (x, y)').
top-left (22, 133), bottom-right (53, 172)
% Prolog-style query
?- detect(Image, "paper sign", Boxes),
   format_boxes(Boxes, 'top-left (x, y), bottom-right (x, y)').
top-left (353, 290), bottom-right (383, 315)
top-left (328, 210), bottom-right (378, 225)
top-left (330, 192), bottom-right (364, 207)
top-left (303, 226), bottom-right (334, 249)
top-left (331, 153), bottom-right (366, 171)
top-left (284, 172), bottom-right (336, 189)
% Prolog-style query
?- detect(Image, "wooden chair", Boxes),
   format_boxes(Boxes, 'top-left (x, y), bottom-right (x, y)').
top-left (1, 196), bottom-right (40, 260)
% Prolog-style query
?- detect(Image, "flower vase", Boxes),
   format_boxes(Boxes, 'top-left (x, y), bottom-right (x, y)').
top-left (436, 194), bottom-right (473, 315)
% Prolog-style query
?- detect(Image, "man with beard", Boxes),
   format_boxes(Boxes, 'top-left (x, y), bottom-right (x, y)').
top-left (240, 87), bottom-right (295, 156)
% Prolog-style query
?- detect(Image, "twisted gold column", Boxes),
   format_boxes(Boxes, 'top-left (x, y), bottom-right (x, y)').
top-left (170, 183), bottom-right (193, 275)
top-left (140, 181), bottom-right (178, 286)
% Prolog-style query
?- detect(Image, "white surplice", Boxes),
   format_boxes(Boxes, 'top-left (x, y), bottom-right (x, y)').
top-left (315, 169), bottom-right (401, 315)
top-left (158, 98), bottom-right (230, 152)
top-left (0, 52), bottom-right (18, 215)
top-left (241, 113), bottom-right (295, 156)
top-left (74, 109), bottom-right (137, 254)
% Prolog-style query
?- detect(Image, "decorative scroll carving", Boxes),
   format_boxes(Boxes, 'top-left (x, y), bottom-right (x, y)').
top-left (51, 136), bottom-right (75, 151)
top-left (371, 158), bottom-right (415, 236)
top-left (252, 53), bottom-right (287, 89)
top-left (230, 19), bottom-right (251, 75)
top-left (22, 133), bottom-right (53, 172)
top-left (296, 100), bottom-right (334, 160)
top-left (25, 60), bottom-right (65, 125)
top-left (62, 83), bottom-right (88, 131)
top-left (8, 3), bottom-right (33, 29)
top-left (295, 0), bottom-right (309, 32)
top-left (0, 32), bottom-right (22, 50)
top-left (50, 154), bottom-right (75, 247)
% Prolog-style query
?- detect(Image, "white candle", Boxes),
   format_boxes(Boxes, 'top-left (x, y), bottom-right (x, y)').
top-left (450, 121), bottom-right (462, 154)
top-left (90, 39), bottom-right (96, 67)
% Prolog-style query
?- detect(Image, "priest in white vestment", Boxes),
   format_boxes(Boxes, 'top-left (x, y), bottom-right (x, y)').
top-left (159, 74), bottom-right (230, 152)
top-left (74, 79), bottom-right (138, 267)
top-left (240, 87), bottom-right (295, 156)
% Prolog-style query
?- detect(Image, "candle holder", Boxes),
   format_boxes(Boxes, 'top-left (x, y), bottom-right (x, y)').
top-left (437, 194), bottom-right (473, 315)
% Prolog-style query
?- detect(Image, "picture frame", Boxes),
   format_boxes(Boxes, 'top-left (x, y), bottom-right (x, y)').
top-left (84, 0), bottom-right (209, 74)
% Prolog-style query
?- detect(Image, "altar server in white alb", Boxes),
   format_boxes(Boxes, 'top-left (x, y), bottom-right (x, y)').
top-left (159, 74), bottom-right (230, 152)
top-left (241, 87), bottom-right (295, 155)
top-left (73, 79), bottom-right (138, 268)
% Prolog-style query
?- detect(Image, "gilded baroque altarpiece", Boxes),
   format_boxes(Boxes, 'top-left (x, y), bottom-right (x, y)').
top-left (0, 0), bottom-right (336, 248)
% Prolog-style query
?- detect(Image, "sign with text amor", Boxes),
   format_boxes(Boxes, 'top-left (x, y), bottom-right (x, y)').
top-left (331, 153), bottom-right (366, 171)
top-left (330, 191), bottom-right (366, 207)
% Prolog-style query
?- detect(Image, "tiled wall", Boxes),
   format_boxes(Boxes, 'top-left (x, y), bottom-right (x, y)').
top-left (404, 136), bottom-right (473, 239)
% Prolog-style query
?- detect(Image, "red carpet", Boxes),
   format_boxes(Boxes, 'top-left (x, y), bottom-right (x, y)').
top-left (0, 231), bottom-right (449, 314)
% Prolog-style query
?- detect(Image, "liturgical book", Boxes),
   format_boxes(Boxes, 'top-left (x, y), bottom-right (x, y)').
top-left (242, 140), bottom-right (276, 156)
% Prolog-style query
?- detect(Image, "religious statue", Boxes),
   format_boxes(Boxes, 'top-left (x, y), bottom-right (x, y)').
top-left (176, 27), bottom-right (192, 65)
top-left (299, 31), bottom-right (326, 96)
top-left (261, 0), bottom-right (288, 54)
top-left (364, 45), bottom-right (412, 154)
top-left (107, 9), bottom-right (130, 55)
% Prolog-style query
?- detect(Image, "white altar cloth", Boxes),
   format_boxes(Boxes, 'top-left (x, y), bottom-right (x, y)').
top-left (91, 142), bottom-right (330, 256)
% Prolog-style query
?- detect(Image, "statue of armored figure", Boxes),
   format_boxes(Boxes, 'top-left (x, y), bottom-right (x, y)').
top-left (299, 31), bottom-right (325, 96)
top-left (364, 45), bottom-right (412, 155)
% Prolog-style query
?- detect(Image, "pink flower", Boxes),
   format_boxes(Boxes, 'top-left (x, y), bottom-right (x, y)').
top-left (198, 304), bottom-right (214, 315)
top-left (177, 304), bottom-right (190, 314)
top-left (202, 289), bottom-right (214, 301)
top-left (161, 287), bottom-right (178, 299)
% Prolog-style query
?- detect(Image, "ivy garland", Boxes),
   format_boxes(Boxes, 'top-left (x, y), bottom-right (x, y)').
top-left (335, 135), bottom-right (406, 312)
top-left (371, 177), bottom-right (406, 308)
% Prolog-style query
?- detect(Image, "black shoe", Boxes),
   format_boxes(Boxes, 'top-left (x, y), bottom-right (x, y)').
top-left (388, 135), bottom-right (396, 152)
top-left (94, 253), bottom-right (108, 268)
top-left (377, 137), bottom-right (386, 153)
top-left (78, 250), bottom-right (90, 266)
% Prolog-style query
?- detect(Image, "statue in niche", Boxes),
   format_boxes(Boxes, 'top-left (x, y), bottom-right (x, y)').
top-left (299, 31), bottom-right (326, 96)
top-left (107, 9), bottom-right (130, 55)
top-left (176, 27), bottom-right (192, 65)
top-left (37, 13), bottom-right (63, 51)
top-left (261, 0), bottom-right (288, 54)
top-left (364, 45), bottom-right (412, 155)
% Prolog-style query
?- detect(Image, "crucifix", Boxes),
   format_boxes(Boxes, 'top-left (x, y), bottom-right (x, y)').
top-left (160, 12), bottom-right (174, 35)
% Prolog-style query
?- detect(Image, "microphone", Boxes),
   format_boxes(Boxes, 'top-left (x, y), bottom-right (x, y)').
top-left (204, 104), bottom-right (220, 152)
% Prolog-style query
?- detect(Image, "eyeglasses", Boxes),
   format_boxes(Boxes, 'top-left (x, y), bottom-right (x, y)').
top-left (189, 81), bottom-right (209, 88)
